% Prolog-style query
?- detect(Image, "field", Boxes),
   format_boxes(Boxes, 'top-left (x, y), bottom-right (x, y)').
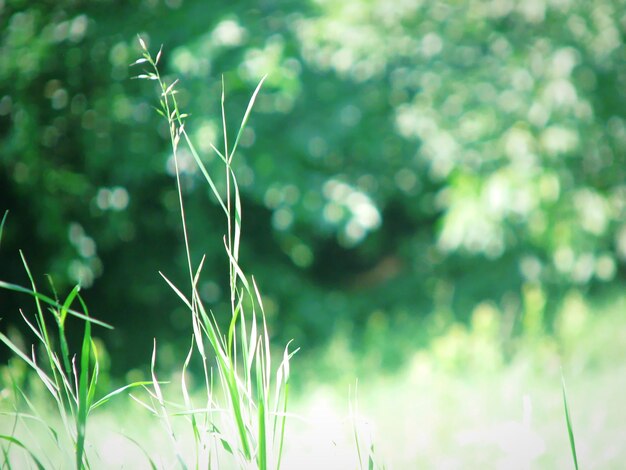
top-left (2, 289), bottom-right (624, 468)
top-left (2, 11), bottom-right (626, 467)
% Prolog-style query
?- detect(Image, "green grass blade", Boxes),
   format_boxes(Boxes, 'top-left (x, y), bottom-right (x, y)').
top-left (230, 75), bottom-right (267, 161)
top-left (120, 434), bottom-right (159, 470)
top-left (129, 393), bottom-right (158, 415)
top-left (1, 406), bottom-right (19, 466)
top-left (1, 440), bottom-right (11, 467)
top-left (350, 383), bottom-right (364, 470)
top-left (0, 332), bottom-right (58, 397)
top-left (57, 285), bottom-right (81, 377)
top-left (181, 336), bottom-right (201, 453)
top-left (90, 381), bottom-right (153, 410)
top-left (18, 252), bottom-right (59, 394)
top-left (255, 344), bottom-right (267, 470)
top-left (18, 309), bottom-right (46, 345)
top-left (149, 340), bottom-right (188, 470)
top-left (209, 142), bottom-right (227, 164)
top-left (191, 259), bottom-right (209, 362)
top-left (0, 412), bottom-right (60, 447)
top-left (221, 75), bottom-right (229, 161)
top-left (276, 381), bottom-right (290, 470)
top-left (230, 167), bottom-right (242, 263)
top-left (368, 445), bottom-right (375, 470)
top-left (159, 272), bottom-right (193, 310)
top-left (274, 342), bottom-right (297, 470)
top-left (75, 297), bottom-right (92, 470)
top-left (194, 300), bottom-right (229, 365)
top-left (0, 210), bottom-right (7, 248)
top-left (0, 435), bottom-right (45, 470)
top-left (87, 340), bottom-right (99, 410)
top-left (192, 255), bottom-right (205, 290)
top-left (222, 237), bottom-right (250, 291)
top-left (8, 372), bottom-right (62, 449)
top-left (227, 293), bottom-right (244, 359)
top-left (561, 373), bottom-right (579, 470)
top-left (59, 285), bottom-right (80, 327)
top-left (225, 371), bottom-right (251, 460)
top-left (16, 254), bottom-right (77, 433)
top-left (0, 280), bottom-right (112, 329)
top-left (180, 130), bottom-right (228, 215)
top-left (257, 394), bottom-right (267, 470)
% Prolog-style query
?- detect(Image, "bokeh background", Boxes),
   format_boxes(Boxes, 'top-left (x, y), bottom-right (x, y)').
top-left (1, 0), bottom-right (625, 466)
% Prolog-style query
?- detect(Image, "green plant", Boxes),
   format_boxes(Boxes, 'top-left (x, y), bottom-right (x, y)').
top-left (0, 247), bottom-right (148, 468)
top-left (131, 37), bottom-right (297, 469)
top-left (350, 382), bottom-right (385, 470)
top-left (0, 37), bottom-right (296, 469)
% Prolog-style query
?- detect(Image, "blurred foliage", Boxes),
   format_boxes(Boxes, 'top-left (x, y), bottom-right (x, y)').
top-left (1, 0), bottom-right (625, 374)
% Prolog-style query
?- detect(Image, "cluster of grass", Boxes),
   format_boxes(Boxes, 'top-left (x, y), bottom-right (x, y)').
top-left (0, 40), bottom-right (593, 469)
top-left (283, 289), bottom-right (623, 468)
top-left (0, 40), bottom-right (299, 469)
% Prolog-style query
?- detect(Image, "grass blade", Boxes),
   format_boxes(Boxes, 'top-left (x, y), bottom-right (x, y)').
top-left (561, 372), bottom-right (579, 470)
top-left (58, 285), bottom-right (81, 376)
top-left (181, 129), bottom-right (228, 215)
top-left (90, 381), bottom-right (153, 410)
top-left (0, 435), bottom-right (46, 470)
top-left (0, 210), bottom-right (7, 248)
top-left (121, 434), bottom-right (159, 470)
top-left (230, 75), bottom-right (267, 161)
top-left (75, 297), bottom-right (92, 470)
top-left (0, 280), bottom-right (112, 329)
top-left (159, 271), bottom-right (193, 310)
top-left (0, 333), bottom-right (58, 397)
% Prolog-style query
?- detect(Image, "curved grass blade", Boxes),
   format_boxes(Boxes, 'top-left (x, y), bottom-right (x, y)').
top-left (561, 372), bottom-right (579, 470)
top-left (90, 381), bottom-right (154, 411)
top-left (75, 296), bottom-right (92, 470)
top-left (58, 285), bottom-right (81, 376)
top-left (0, 333), bottom-right (57, 397)
top-left (0, 280), bottom-right (112, 329)
top-left (0, 210), bottom-right (7, 248)
top-left (180, 130), bottom-right (228, 215)
top-left (230, 75), bottom-right (267, 161)
top-left (120, 434), bottom-right (159, 470)
top-left (0, 435), bottom-right (46, 470)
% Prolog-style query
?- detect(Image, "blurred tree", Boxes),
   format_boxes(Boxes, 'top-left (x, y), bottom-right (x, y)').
top-left (1, 0), bottom-right (624, 373)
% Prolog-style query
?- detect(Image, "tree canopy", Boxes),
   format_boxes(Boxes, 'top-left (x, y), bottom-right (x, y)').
top-left (1, 0), bottom-right (624, 373)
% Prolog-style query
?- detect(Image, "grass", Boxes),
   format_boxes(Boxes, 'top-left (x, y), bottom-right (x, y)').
top-left (0, 39), bottom-right (624, 468)
top-left (132, 37), bottom-right (297, 469)
top-left (278, 292), bottom-right (623, 469)
top-left (0, 39), bottom-right (297, 469)
top-left (4, 289), bottom-right (621, 468)
top-left (0, 251), bottom-right (145, 468)
top-left (561, 373), bottom-right (579, 470)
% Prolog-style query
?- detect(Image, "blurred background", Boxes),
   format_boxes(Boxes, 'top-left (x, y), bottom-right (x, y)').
top-left (1, 0), bottom-right (625, 372)
top-left (1, 0), bottom-right (626, 466)
top-left (0, 0), bottom-right (626, 468)
top-left (1, 0), bottom-right (625, 420)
